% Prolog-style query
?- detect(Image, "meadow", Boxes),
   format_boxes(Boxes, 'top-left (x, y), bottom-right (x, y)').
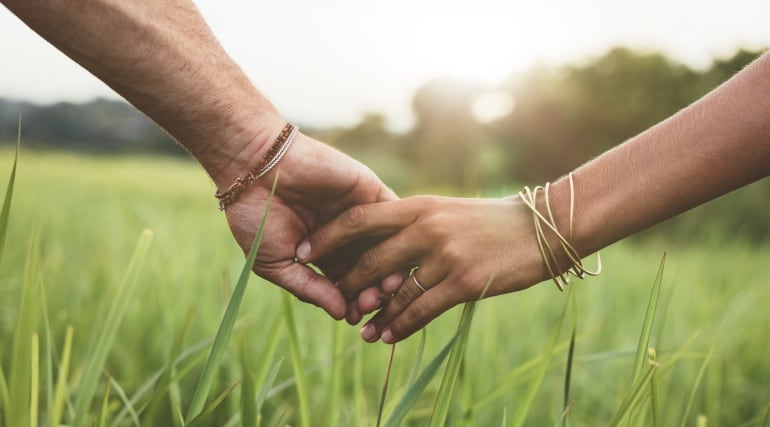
top-left (0, 149), bottom-right (769, 426)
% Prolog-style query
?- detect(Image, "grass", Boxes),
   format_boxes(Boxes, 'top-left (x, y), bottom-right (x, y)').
top-left (0, 149), bottom-right (769, 426)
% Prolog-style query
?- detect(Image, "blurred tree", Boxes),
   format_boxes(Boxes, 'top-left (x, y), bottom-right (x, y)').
top-left (496, 47), bottom-right (705, 183)
top-left (0, 98), bottom-right (182, 155)
top-left (410, 77), bottom-right (485, 192)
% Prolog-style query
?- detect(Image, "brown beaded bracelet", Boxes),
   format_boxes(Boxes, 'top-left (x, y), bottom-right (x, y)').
top-left (214, 123), bottom-right (299, 210)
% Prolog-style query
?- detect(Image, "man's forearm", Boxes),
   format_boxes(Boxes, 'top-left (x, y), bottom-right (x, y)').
top-left (1, 0), bottom-right (281, 187)
top-left (550, 51), bottom-right (770, 257)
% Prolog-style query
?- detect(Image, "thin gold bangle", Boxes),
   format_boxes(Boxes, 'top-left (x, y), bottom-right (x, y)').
top-left (518, 173), bottom-right (601, 291)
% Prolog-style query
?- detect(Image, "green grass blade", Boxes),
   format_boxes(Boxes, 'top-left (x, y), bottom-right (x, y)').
top-left (0, 356), bottom-right (9, 420)
top-left (7, 234), bottom-right (41, 427)
top-left (408, 329), bottom-right (427, 388)
top-left (73, 229), bottom-right (154, 426)
top-left (0, 115), bottom-right (20, 265)
top-left (327, 321), bottom-right (346, 427)
top-left (649, 349), bottom-right (661, 427)
top-left (563, 289), bottom-right (578, 427)
top-left (472, 328), bottom-right (597, 412)
top-left (757, 399), bottom-right (770, 427)
top-left (608, 360), bottom-right (658, 427)
top-left (429, 276), bottom-right (492, 427)
top-left (282, 294), bottom-right (311, 427)
top-left (142, 307), bottom-right (195, 426)
top-left (383, 333), bottom-right (458, 427)
top-left (632, 253), bottom-right (666, 384)
top-left (185, 382), bottom-right (240, 427)
top-left (511, 287), bottom-right (571, 427)
top-left (51, 326), bottom-right (74, 427)
top-left (429, 298), bottom-right (479, 427)
top-left (39, 277), bottom-right (55, 427)
top-left (376, 344), bottom-right (397, 427)
top-left (354, 340), bottom-right (367, 423)
top-left (109, 376), bottom-right (139, 427)
top-left (679, 348), bottom-right (713, 427)
top-left (30, 333), bottom-right (39, 427)
top-left (185, 172), bottom-right (279, 422)
top-left (99, 373), bottom-right (113, 427)
top-left (254, 358), bottom-right (283, 425)
top-left (252, 316), bottom-right (283, 388)
top-left (240, 341), bottom-right (257, 427)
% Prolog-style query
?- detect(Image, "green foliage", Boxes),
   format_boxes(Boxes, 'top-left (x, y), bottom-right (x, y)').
top-left (0, 151), bottom-right (769, 426)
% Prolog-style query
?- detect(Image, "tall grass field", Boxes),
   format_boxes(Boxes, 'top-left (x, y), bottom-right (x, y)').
top-left (0, 148), bottom-right (769, 426)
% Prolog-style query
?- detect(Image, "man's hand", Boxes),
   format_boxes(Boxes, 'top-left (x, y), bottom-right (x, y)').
top-left (222, 130), bottom-right (396, 319)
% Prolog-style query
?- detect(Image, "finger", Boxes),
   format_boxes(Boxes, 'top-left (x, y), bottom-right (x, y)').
top-left (379, 281), bottom-right (466, 344)
top-left (337, 230), bottom-right (426, 300)
top-left (355, 270), bottom-right (407, 316)
top-left (262, 261), bottom-right (347, 320)
top-left (359, 267), bottom-right (445, 342)
top-left (296, 200), bottom-right (418, 264)
top-left (357, 286), bottom-right (385, 314)
top-left (382, 271), bottom-right (406, 294)
top-left (345, 299), bottom-right (362, 325)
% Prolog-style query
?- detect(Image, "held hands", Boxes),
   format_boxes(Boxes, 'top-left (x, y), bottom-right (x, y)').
top-left (222, 130), bottom-right (397, 320)
top-left (297, 196), bottom-right (553, 344)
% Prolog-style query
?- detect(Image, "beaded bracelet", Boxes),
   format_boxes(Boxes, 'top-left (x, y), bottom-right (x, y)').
top-left (214, 123), bottom-right (299, 210)
top-left (518, 173), bottom-right (601, 291)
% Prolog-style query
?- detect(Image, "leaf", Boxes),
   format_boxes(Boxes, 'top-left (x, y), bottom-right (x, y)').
top-left (72, 229), bottom-right (154, 426)
top-left (376, 344), bottom-right (397, 427)
top-left (7, 233), bottom-right (41, 427)
top-left (185, 382), bottom-right (240, 427)
top-left (254, 359), bottom-right (284, 423)
top-left (185, 172), bottom-right (279, 422)
top-left (632, 253), bottom-right (666, 384)
top-left (608, 360), bottom-right (659, 427)
top-left (282, 294), bottom-right (311, 427)
top-left (383, 333), bottom-right (457, 427)
top-left (30, 333), bottom-right (40, 427)
top-left (327, 321), bottom-right (346, 427)
top-left (429, 298), bottom-right (479, 426)
top-left (511, 285), bottom-right (572, 427)
top-left (0, 114), bottom-right (21, 265)
top-left (563, 289), bottom-right (578, 427)
top-left (678, 348), bottom-right (713, 427)
top-left (51, 326), bottom-right (74, 427)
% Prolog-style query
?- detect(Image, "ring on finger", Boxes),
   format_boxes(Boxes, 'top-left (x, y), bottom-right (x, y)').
top-left (410, 268), bottom-right (427, 293)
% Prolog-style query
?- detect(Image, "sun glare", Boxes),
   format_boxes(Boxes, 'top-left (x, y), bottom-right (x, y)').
top-left (372, 2), bottom-right (572, 85)
top-left (472, 91), bottom-right (515, 123)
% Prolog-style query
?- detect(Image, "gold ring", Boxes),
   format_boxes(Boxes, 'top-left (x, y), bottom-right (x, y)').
top-left (411, 269), bottom-right (427, 293)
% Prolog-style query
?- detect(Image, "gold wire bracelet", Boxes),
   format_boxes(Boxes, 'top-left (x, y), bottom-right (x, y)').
top-left (518, 173), bottom-right (601, 291)
top-left (214, 123), bottom-right (299, 210)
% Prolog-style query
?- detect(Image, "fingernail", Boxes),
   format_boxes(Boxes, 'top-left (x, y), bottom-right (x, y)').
top-left (361, 323), bottom-right (377, 341)
top-left (297, 241), bottom-right (311, 261)
top-left (381, 329), bottom-right (395, 344)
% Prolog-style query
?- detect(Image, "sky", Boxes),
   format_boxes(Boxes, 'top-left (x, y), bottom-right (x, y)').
top-left (1, 0), bottom-right (768, 131)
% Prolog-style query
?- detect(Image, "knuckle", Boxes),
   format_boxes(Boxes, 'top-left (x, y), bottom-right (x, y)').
top-left (358, 248), bottom-right (382, 279)
top-left (402, 299), bottom-right (431, 328)
top-left (343, 205), bottom-right (368, 229)
top-left (393, 288), bottom-right (413, 308)
top-left (441, 242), bottom-right (463, 262)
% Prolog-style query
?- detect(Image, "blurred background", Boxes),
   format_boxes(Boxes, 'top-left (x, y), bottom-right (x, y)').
top-left (1, 2), bottom-right (770, 425)
top-left (1, 1), bottom-right (769, 244)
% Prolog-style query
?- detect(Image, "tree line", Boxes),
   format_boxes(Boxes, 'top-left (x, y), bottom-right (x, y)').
top-left (1, 46), bottom-right (767, 240)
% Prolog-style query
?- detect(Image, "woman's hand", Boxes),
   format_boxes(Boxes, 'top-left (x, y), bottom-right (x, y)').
top-left (296, 195), bottom-right (553, 343)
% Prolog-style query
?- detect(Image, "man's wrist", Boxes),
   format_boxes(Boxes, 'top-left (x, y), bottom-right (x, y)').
top-left (194, 112), bottom-right (287, 191)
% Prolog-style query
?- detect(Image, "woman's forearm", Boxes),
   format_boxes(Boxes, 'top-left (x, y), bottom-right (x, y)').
top-left (549, 51), bottom-right (770, 257)
top-left (1, 0), bottom-right (282, 187)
